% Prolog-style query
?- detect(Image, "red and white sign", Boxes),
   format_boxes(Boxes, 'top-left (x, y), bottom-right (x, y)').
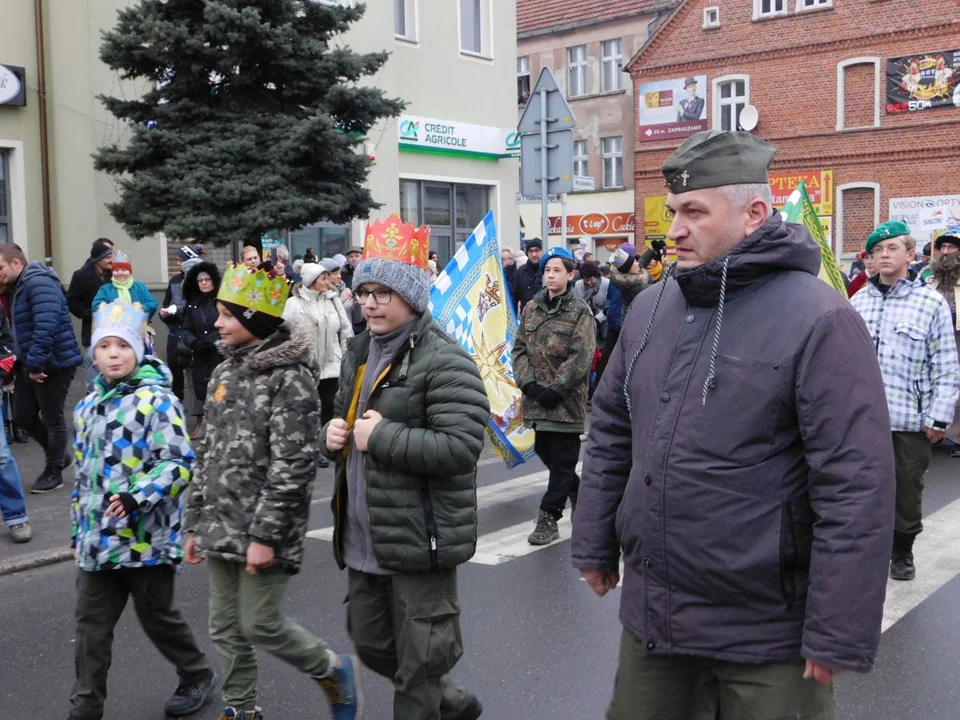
top-left (548, 212), bottom-right (636, 236)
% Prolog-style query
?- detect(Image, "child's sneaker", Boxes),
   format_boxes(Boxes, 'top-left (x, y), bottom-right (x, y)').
top-left (217, 707), bottom-right (263, 720)
top-left (316, 653), bottom-right (364, 719)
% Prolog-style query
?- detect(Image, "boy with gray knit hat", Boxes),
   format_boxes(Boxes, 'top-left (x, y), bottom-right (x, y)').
top-left (323, 214), bottom-right (490, 720)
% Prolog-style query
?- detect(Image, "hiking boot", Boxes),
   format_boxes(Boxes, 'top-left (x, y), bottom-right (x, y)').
top-left (62, 451), bottom-right (75, 470)
top-left (890, 552), bottom-right (916, 581)
top-left (217, 708), bottom-right (263, 720)
top-left (9, 521), bottom-right (32, 544)
top-left (165, 672), bottom-right (218, 716)
top-left (316, 653), bottom-right (363, 720)
top-left (30, 467), bottom-right (63, 494)
top-left (527, 510), bottom-right (559, 546)
top-left (444, 695), bottom-right (483, 720)
top-left (317, 454), bottom-right (330, 469)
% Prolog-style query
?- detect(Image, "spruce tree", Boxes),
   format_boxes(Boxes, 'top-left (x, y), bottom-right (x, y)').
top-left (95, 0), bottom-right (403, 247)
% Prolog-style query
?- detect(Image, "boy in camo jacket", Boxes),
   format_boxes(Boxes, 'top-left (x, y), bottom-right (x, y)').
top-left (512, 246), bottom-right (596, 547)
top-left (182, 264), bottom-right (362, 720)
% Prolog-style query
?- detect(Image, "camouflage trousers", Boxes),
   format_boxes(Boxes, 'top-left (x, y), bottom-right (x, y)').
top-left (608, 627), bottom-right (836, 720)
top-left (347, 568), bottom-right (472, 720)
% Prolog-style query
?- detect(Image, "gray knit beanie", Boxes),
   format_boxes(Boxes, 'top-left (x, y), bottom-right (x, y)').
top-left (352, 257), bottom-right (431, 313)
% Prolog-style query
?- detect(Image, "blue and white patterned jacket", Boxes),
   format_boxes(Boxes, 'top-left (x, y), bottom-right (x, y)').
top-left (71, 357), bottom-right (193, 571)
top-left (851, 274), bottom-right (960, 432)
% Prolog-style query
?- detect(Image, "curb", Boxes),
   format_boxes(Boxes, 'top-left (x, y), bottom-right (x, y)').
top-left (0, 547), bottom-right (73, 576)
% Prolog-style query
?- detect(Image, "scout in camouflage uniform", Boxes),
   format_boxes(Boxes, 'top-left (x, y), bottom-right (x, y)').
top-left (69, 300), bottom-right (217, 720)
top-left (182, 264), bottom-right (361, 720)
top-left (512, 246), bottom-right (596, 545)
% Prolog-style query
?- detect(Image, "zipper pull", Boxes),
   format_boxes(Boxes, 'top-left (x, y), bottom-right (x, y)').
top-left (430, 536), bottom-right (437, 551)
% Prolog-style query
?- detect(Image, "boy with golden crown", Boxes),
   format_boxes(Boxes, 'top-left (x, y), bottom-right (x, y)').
top-left (182, 265), bottom-right (362, 720)
top-left (322, 214), bottom-right (489, 720)
top-left (69, 300), bottom-right (218, 720)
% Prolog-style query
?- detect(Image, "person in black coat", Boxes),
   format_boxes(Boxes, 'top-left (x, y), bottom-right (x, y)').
top-left (67, 239), bottom-right (113, 387)
top-left (179, 262), bottom-right (223, 434)
top-left (159, 246), bottom-right (200, 401)
top-left (510, 238), bottom-right (544, 315)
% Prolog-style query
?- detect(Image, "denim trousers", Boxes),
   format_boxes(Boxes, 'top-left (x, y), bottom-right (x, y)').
top-left (0, 424), bottom-right (26, 525)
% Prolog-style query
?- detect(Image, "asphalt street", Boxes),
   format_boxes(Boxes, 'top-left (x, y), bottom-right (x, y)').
top-left (2, 444), bottom-right (960, 719)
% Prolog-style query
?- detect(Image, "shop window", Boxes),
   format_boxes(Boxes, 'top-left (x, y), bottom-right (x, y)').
top-left (517, 56), bottom-right (531, 105)
top-left (836, 57), bottom-right (880, 130)
top-left (568, 45), bottom-right (588, 98)
top-left (602, 137), bottom-right (623, 189)
top-left (399, 180), bottom-right (491, 263)
top-left (394, 0), bottom-right (418, 42)
top-left (459, 0), bottom-right (492, 59)
top-left (0, 151), bottom-right (9, 245)
top-left (713, 75), bottom-right (749, 131)
top-left (289, 223), bottom-right (351, 260)
top-left (601, 39), bottom-right (623, 92)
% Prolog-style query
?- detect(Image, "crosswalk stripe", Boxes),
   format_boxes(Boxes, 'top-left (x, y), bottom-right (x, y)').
top-left (472, 517), bottom-right (572, 565)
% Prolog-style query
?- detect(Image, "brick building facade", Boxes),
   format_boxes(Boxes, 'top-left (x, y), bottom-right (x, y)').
top-left (627, 0), bottom-right (960, 263)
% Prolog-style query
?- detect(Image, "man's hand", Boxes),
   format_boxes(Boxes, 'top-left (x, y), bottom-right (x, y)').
top-left (159, 308), bottom-right (170, 319)
top-left (326, 418), bottom-right (350, 452)
top-left (28, 371), bottom-right (47, 383)
top-left (803, 659), bottom-right (836, 686)
top-left (184, 534), bottom-right (203, 565)
top-left (354, 410), bottom-right (383, 452)
top-left (581, 569), bottom-right (620, 597)
top-left (539, 388), bottom-right (563, 409)
top-left (246, 541), bottom-right (275, 575)
top-left (925, 427), bottom-right (946, 443)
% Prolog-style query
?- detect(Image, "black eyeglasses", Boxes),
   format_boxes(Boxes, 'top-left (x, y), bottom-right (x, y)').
top-left (355, 288), bottom-right (394, 305)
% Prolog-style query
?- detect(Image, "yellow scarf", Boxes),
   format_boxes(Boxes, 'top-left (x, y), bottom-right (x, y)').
top-left (112, 276), bottom-right (134, 304)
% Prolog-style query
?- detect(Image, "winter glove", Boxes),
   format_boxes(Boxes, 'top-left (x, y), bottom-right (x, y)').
top-left (0, 355), bottom-right (14, 385)
top-left (114, 493), bottom-right (140, 517)
top-left (538, 388), bottom-right (563, 409)
top-left (523, 382), bottom-right (547, 400)
top-left (651, 239), bottom-right (667, 259)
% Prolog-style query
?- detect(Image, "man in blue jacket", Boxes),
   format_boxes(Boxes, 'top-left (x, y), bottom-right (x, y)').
top-left (0, 244), bottom-right (82, 493)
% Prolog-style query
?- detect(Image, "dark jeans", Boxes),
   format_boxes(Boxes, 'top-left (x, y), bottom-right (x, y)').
top-left (13, 366), bottom-right (76, 469)
top-left (70, 566), bottom-right (212, 720)
top-left (319, 377), bottom-right (338, 428)
top-left (892, 431), bottom-right (931, 537)
top-left (534, 430), bottom-right (581, 520)
top-left (347, 568), bottom-right (470, 720)
top-left (607, 627), bottom-right (835, 720)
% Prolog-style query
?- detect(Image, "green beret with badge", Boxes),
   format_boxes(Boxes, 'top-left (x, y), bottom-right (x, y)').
top-left (865, 220), bottom-right (911, 254)
top-left (661, 130), bottom-right (777, 194)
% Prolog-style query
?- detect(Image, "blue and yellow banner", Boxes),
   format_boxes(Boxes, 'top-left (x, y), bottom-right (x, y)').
top-left (430, 212), bottom-right (535, 467)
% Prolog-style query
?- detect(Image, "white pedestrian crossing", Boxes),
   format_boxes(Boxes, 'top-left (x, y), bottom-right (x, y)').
top-left (305, 464), bottom-right (583, 565)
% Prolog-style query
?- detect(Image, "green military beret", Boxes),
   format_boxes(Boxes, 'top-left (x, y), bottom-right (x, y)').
top-left (865, 220), bottom-right (911, 254)
top-left (661, 130), bottom-right (776, 194)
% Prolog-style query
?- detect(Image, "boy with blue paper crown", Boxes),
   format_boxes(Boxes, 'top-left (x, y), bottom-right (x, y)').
top-left (68, 300), bottom-right (217, 720)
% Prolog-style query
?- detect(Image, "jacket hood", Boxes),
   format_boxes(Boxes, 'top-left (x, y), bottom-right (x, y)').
top-left (221, 322), bottom-right (313, 372)
top-left (182, 261), bottom-right (221, 301)
top-left (675, 211), bottom-right (821, 307)
top-left (94, 355), bottom-right (172, 394)
top-left (20, 260), bottom-right (63, 287)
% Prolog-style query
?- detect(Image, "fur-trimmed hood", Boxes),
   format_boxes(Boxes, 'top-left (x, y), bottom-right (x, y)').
top-left (182, 261), bottom-right (221, 302)
top-left (220, 322), bottom-right (314, 373)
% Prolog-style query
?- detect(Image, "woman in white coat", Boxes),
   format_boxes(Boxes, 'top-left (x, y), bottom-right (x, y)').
top-left (282, 260), bottom-right (353, 467)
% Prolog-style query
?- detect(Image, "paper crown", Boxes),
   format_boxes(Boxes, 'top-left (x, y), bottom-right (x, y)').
top-left (363, 214), bottom-right (431, 272)
top-left (217, 263), bottom-right (290, 317)
top-left (93, 300), bottom-right (148, 338)
top-left (113, 250), bottom-right (132, 269)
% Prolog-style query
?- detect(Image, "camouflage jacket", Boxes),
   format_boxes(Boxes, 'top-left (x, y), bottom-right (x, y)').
top-left (183, 325), bottom-right (320, 573)
top-left (512, 287), bottom-right (596, 433)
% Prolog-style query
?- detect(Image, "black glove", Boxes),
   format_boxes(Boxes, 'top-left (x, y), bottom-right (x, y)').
top-left (538, 388), bottom-right (563, 409)
top-left (638, 247), bottom-right (657, 268)
top-left (523, 382), bottom-right (547, 400)
top-left (651, 239), bottom-right (667, 259)
top-left (114, 492), bottom-right (140, 517)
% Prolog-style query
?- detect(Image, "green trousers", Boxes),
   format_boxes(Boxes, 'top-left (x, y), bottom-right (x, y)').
top-left (208, 557), bottom-right (331, 711)
top-left (608, 627), bottom-right (836, 720)
top-left (347, 568), bottom-right (471, 720)
top-left (892, 431), bottom-right (931, 537)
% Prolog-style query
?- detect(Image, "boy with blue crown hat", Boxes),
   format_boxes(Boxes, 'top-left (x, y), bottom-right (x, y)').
top-left (68, 300), bottom-right (218, 720)
top-left (182, 263), bottom-right (362, 720)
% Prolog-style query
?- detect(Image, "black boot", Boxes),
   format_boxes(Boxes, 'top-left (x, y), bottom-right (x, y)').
top-left (31, 465), bottom-right (64, 494)
top-left (890, 531), bottom-right (917, 581)
top-left (13, 425), bottom-right (28, 443)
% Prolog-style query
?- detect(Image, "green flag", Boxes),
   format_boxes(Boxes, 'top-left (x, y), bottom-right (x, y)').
top-left (781, 180), bottom-right (846, 296)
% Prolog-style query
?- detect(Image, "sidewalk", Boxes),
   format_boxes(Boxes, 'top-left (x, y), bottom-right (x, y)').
top-left (0, 373), bottom-right (87, 575)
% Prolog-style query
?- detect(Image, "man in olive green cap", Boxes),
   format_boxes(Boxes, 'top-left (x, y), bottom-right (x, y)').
top-left (573, 130), bottom-right (895, 719)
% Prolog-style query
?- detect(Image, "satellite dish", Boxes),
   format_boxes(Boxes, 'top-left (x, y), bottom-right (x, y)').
top-left (739, 104), bottom-right (759, 131)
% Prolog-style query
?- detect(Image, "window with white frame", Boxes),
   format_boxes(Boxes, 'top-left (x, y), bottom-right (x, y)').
top-left (568, 45), bottom-right (588, 97)
top-left (0, 151), bottom-right (11, 245)
top-left (602, 137), bottom-right (623, 188)
top-left (601, 39), bottom-right (623, 92)
top-left (703, 6), bottom-right (720, 27)
top-left (797, 0), bottom-right (832, 9)
top-left (459, 0), bottom-right (492, 58)
top-left (394, 0), bottom-right (417, 42)
top-left (573, 140), bottom-right (588, 178)
top-left (753, 0), bottom-right (787, 18)
top-left (517, 56), bottom-right (531, 104)
top-left (836, 57), bottom-right (880, 130)
top-left (714, 76), bottom-right (749, 131)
